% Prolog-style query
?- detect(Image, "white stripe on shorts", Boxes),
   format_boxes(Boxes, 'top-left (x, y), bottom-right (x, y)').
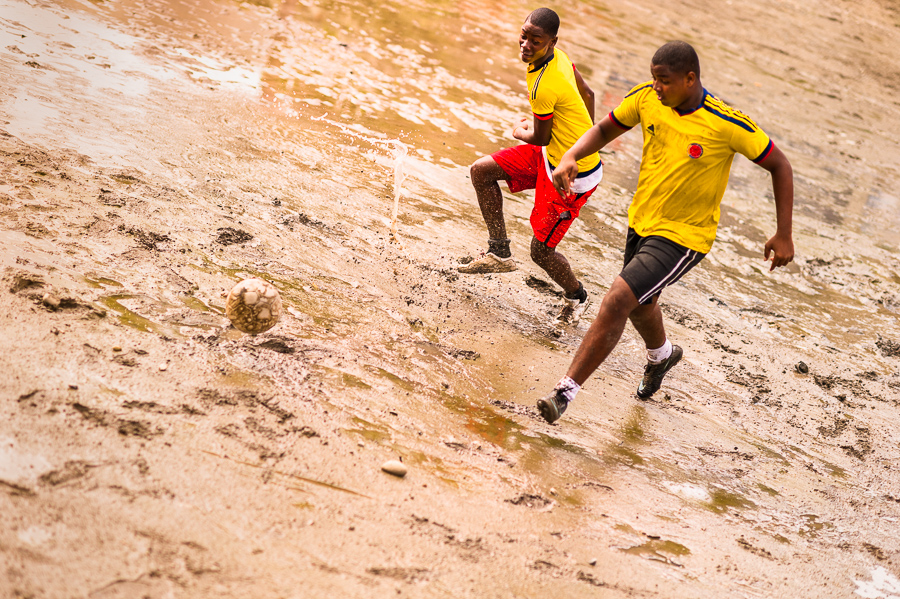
top-left (638, 248), bottom-right (697, 304)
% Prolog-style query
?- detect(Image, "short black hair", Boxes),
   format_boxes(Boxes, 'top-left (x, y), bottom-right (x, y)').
top-left (526, 7), bottom-right (560, 37)
top-left (652, 41), bottom-right (700, 78)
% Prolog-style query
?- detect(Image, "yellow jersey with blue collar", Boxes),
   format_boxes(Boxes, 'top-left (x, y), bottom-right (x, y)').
top-left (527, 49), bottom-right (601, 175)
top-left (610, 82), bottom-right (773, 253)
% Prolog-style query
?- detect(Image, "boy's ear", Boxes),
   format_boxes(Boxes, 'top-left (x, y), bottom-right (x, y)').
top-left (549, 36), bottom-right (558, 51)
top-left (685, 71), bottom-right (697, 86)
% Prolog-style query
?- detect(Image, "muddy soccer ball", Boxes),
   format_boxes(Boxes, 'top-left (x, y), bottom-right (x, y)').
top-left (225, 278), bottom-right (282, 334)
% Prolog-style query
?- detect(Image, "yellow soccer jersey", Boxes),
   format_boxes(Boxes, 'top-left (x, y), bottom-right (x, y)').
top-left (527, 49), bottom-right (600, 174)
top-left (610, 82), bottom-right (773, 253)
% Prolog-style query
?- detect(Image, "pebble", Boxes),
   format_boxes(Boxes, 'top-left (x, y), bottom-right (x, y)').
top-left (381, 460), bottom-right (407, 478)
top-left (112, 346), bottom-right (122, 352)
top-left (159, 363), bottom-right (168, 371)
top-left (796, 361), bottom-right (809, 374)
top-left (589, 558), bottom-right (597, 566)
top-left (41, 292), bottom-right (60, 310)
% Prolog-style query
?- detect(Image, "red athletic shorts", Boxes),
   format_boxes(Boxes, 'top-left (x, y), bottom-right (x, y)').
top-left (492, 144), bottom-right (595, 249)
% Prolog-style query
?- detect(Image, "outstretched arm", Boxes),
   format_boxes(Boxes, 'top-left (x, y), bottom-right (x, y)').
top-left (552, 115), bottom-right (627, 194)
top-left (757, 144), bottom-right (794, 271)
top-left (573, 66), bottom-right (595, 123)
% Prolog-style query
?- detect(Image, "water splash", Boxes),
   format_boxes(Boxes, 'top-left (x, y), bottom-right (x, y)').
top-left (310, 112), bottom-right (408, 244)
top-left (389, 140), bottom-right (408, 243)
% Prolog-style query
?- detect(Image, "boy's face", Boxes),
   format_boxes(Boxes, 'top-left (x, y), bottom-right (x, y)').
top-left (651, 63), bottom-right (697, 108)
top-left (519, 20), bottom-right (556, 65)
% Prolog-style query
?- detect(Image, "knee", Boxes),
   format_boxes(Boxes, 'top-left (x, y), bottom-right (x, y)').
top-left (530, 238), bottom-right (551, 265)
top-left (470, 158), bottom-right (494, 187)
top-left (599, 296), bottom-right (630, 322)
top-left (628, 310), bottom-right (649, 331)
top-left (628, 305), bottom-right (652, 327)
top-left (599, 284), bottom-right (638, 320)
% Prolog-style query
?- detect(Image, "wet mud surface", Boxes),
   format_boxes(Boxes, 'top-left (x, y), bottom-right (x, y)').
top-left (1, 0), bottom-right (899, 597)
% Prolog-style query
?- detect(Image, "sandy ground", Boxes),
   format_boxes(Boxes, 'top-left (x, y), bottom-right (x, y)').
top-left (1, 0), bottom-right (900, 597)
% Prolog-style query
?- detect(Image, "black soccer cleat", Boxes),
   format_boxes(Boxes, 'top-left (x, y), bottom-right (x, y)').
top-left (537, 389), bottom-right (569, 424)
top-left (636, 345), bottom-right (683, 399)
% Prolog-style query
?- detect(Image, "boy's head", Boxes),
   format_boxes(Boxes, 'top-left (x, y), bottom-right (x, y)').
top-left (650, 41), bottom-right (702, 109)
top-left (520, 8), bottom-right (559, 65)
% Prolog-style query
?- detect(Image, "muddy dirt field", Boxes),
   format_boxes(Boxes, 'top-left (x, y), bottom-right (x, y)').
top-left (1, 0), bottom-right (899, 597)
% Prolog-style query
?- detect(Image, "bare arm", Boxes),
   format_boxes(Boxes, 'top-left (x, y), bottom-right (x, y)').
top-left (757, 144), bottom-right (794, 271)
top-left (573, 66), bottom-right (595, 123)
top-left (552, 114), bottom-right (628, 194)
top-left (512, 114), bottom-right (553, 146)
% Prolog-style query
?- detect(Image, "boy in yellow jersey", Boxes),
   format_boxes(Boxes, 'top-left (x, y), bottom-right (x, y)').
top-left (459, 7), bottom-right (602, 325)
top-left (537, 41), bottom-right (795, 423)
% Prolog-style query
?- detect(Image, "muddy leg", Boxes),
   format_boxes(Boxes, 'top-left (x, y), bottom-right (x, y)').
top-left (628, 296), bottom-right (667, 350)
top-left (530, 236), bottom-right (581, 297)
top-left (469, 156), bottom-right (510, 242)
top-left (565, 276), bottom-right (639, 385)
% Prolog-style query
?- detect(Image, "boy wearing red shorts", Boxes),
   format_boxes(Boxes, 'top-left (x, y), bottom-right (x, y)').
top-left (459, 7), bottom-right (602, 325)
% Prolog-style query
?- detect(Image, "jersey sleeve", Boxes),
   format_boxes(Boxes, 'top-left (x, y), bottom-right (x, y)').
top-left (730, 115), bottom-right (773, 163)
top-left (609, 81), bottom-right (651, 130)
top-left (530, 78), bottom-right (558, 121)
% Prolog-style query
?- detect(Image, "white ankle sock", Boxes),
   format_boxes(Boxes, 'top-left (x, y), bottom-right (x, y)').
top-left (647, 340), bottom-right (673, 364)
top-left (555, 376), bottom-right (580, 402)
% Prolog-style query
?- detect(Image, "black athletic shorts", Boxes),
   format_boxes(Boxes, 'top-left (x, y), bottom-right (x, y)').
top-left (620, 228), bottom-right (706, 305)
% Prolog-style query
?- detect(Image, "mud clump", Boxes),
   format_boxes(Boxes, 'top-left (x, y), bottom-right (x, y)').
top-left (525, 275), bottom-right (563, 298)
top-left (113, 353), bottom-right (139, 367)
top-left (119, 225), bottom-right (171, 250)
top-left (197, 388), bottom-right (238, 406)
top-left (366, 567), bottom-right (429, 582)
top-left (505, 493), bottom-right (551, 508)
top-left (255, 337), bottom-right (295, 354)
top-left (197, 387), bottom-right (294, 423)
top-left (71, 402), bottom-right (160, 438)
top-left (577, 571), bottom-right (610, 587)
top-left (279, 212), bottom-right (328, 231)
top-left (841, 443), bottom-right (872, 460)
top-left (25, 221), bottom-right (55, 238)
top-left (661, 304), bottom-right (706, 330)
top-left (725, 364), bottom-right (771, 402)
top-left (863, 543), bottom-right (889, 561)
top-left (445, 347), bottom-right (480, 361)
top-left (216, 227), bottom-right (253, 245)
top-left (99, 189), bottom-right (126, 206)
top-left (876, 336), bottom-right (900, 358)
top-left (39, 460), bottom-right (93, 486)
top-left (0, 480), bottom-right (35, 497)
top-left (736, 536), bottom-right (774, 560)
top-left (6, 269), bottom-right (45, 293)
top-left (817, 416), bottom-right (849, 438)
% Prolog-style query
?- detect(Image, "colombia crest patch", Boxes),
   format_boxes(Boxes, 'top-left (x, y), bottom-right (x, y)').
top-left (688, 143), bottom-right (704, 159)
